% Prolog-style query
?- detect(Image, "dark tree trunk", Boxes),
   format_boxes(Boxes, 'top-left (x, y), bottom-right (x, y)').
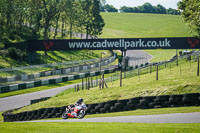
top-left (54, 13), bottom-right (60, 39)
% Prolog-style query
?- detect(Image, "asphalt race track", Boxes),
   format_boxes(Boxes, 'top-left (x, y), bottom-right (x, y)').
top-left (0, 84), bottom-right (75, 112)
top-left (23, 112), bottom-right (200, 123)
top-left (126, 50), bottom-right (152, 66)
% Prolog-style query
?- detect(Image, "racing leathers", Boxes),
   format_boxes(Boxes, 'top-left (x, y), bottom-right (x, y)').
top-left (71, 102), bottom-right (86, 118)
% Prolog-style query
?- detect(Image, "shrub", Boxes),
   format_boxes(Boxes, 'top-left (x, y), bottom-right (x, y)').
top-left (8, 47), bottom-right (26, 60)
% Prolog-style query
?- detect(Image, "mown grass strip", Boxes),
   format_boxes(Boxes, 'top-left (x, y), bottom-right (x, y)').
top-left (144, 49), bottom-right (176, 62)
top-left (0, 112), bottom-right (3, 122)
top-left (0, 122), bottom-right (199, 133)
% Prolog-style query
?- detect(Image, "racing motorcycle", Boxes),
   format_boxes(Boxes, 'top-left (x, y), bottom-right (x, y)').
top-left (62, 104), bottom-right (87, 119)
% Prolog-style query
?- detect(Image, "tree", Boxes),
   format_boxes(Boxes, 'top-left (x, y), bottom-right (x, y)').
top-left (156, 4), bottom-right (166, 14)
top-left (100, 0), bottom-right (106, 12)
top-left (41, 0), bottom-right (63, 39)
top-left (178, 0), bottom-right (200, 36)
top-left (104, 4), bottom-right (118, 12)
top-left (27, 0), bottom-right (43, 38)
top-left (167, 8), bottom-right (180, 15)
top-left (141, 2), bottom-right (154, 13)
top-left (81, 0), bottom-right (93, 39)
top-left (90, 0), bottom-right (105, 37)
top-left (100, 0), bottom-right (106, 6)
top-left (0, 0), bottom-right (105, 42)
top-left (119, 3), bottom-right (178, 15)
top-left (65, 0), bottom-right (77, 39)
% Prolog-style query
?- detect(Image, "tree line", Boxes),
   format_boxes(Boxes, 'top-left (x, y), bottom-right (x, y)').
top-left (0, 0), bottom-right (105, 43)
top-left (100, 2), bottom-right (180, 15)
top-left (120, 3), bottom-right (180, 15)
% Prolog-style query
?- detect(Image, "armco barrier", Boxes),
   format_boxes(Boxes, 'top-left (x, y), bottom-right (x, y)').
top-left (2, 93), bottom-right (200, 122)
top-left (0, 54), bottom-right (117, 84)
top-left (0, 54), bottom-right (117, 94)
top-left (0, 67), bottom-right (118, 94)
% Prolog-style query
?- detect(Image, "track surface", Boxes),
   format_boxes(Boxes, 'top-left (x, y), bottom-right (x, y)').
top-left (0, 84), bottom-right (75, 112)
top-left (126, 50), bottom-right (152, 66)
top-left (0, 50), bottom-right (152, 112)
top-left (23, 112), bottom-right (200, 123)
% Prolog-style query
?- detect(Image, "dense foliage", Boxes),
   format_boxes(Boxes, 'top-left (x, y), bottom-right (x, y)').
top-left (119, 3), bottom-right (180, 15)
top-left (102, 4), bottom-right (118, 12)
top-left (178, 0), bottom-right (200, 37)
top-left (0, 0), bottom-right (105, 43)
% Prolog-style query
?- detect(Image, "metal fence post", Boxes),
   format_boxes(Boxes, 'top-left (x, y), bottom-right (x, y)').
top-left (197, 57), bottom-right (199, 76)
top-left (156, 65), bottom-right (159, 80)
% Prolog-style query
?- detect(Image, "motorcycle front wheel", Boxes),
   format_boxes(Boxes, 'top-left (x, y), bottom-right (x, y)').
top-left (78, 110), bottom-right (85, 119)
top-left (62, 111), bottom-right (69, 119)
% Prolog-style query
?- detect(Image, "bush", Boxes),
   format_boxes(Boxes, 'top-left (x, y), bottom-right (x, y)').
top-left (8, 47), bottom-right (26, 60)
top-left (0, 50), bottom-right (9, 57)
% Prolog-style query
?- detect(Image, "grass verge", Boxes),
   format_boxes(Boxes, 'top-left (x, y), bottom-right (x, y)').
top-left (0, 122), bottom-right (199, 133)
top-left (144, 49), bottom-right (176, 62)
top-left (0, 112), bottom-right (3, 122)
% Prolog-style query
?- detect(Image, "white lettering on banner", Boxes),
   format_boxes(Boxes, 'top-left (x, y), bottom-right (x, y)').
top-left (68, 39), bottom-right (172, 49)
top-left (165, 39), bottom-right (171, 47)
top-left (139, 39), bottom-right (145, 47)
top-left (93, 42), bottom-right (96, 48)
top-left (115, 41), bottom-right (120, 47)
top-left (97, 42), bottom-right (101, 48)
top-left (151, 41), bottom-right (157, 47)
top-left (125, 41), bottom-right (130, 49)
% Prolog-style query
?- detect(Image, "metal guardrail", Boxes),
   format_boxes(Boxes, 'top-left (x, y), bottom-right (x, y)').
top-left (0, 54), bottom-right (117, 86)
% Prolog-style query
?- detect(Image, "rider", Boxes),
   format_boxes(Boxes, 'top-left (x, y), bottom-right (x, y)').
top-left (70, 98), bottom-right (86, 118)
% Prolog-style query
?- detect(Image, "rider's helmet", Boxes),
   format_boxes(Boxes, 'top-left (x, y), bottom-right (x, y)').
top-left (77, 98), bottom-right (83, 104)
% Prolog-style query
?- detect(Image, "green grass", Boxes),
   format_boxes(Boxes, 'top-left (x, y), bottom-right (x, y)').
top-left (0, 112), bottom-right (3, 122)
top-left (15, 59), bottom-right (200, 113)
top-left (36, 50), bottom-right (110, 64)
top-left (0, 122), bottom-right (199, 133)
top-left (145, 49), bottom-right (177, 62)
top-left (101, 13), bottom-right (193, 38)
top-left (0, 56), bottom-right (27, 68)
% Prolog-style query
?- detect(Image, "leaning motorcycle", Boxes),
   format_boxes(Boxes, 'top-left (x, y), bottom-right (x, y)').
top-left (62, 104), bottom-right (87, 119)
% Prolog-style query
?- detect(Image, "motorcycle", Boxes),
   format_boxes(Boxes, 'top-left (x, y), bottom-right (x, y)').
top-left (62, 104), bottom-right (87, 119)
